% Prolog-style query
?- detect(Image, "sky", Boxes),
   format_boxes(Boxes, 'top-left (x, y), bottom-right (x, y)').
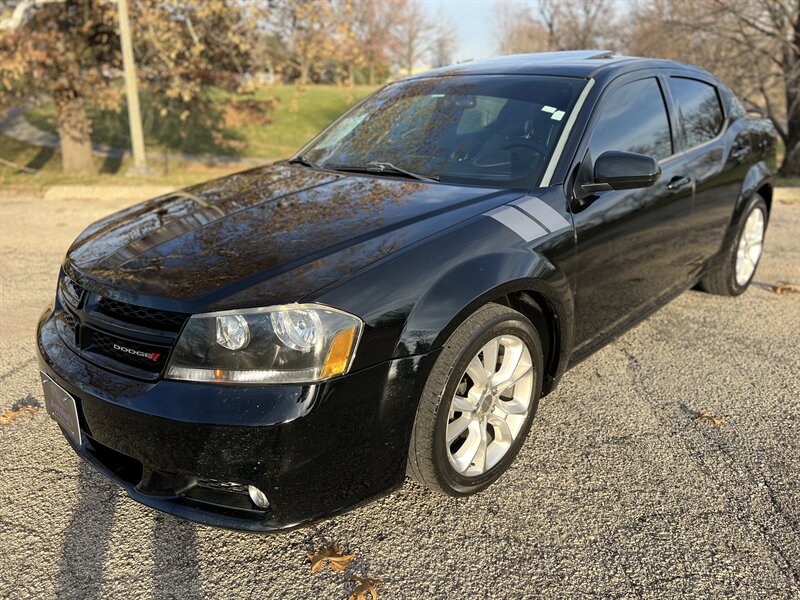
top-left (418, 0), bottom-right (633, 64)
top-left (418, 0), bottom-right (510, 62)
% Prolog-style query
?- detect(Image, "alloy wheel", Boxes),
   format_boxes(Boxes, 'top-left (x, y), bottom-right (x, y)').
top-left (735, 206), bottom-right (765, 287)
top-left (445, 335), bottom-right (534, 477)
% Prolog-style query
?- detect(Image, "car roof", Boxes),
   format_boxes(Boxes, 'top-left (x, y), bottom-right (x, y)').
top-left (408, 50), bottom-right (710, 81)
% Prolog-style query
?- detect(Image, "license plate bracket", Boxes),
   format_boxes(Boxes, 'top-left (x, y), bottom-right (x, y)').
top-left (41, 373), bottom-right (82, 446)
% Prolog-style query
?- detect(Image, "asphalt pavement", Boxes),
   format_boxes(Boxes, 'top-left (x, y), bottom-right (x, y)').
top-left (1, 187), bottom-right (798, 598)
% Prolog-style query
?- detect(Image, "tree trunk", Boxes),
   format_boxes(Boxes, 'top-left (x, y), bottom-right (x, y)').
top-left (368, 62), bottom-right (375, 85)
top-left (298, 60), bottom-right (309, 86)
top-left (56, 96), bottom-right (95, 175)
top-left (779, 44), bottom-right (800, 176)
top-left (776, 15), bottom-right (800, 177)
top-left (348, 63), bottom-right (355, 86)
top-left (779, 141), bottom-right (800, 177)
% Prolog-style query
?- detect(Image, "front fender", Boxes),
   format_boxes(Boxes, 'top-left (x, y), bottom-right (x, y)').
top-left (403, 249), bottom-right (573, 364)
top-left (315, 215), bottom-right (575, 377)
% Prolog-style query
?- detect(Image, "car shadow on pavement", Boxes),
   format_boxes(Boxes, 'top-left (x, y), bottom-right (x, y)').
top-left (57, 462), bottom-right (119, 598)
top-left (153, 512), bottom-right (200, 598)
top-left (57, 461), bottom-right (200, 598)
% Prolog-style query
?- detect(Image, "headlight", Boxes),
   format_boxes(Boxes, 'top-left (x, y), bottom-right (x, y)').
top-left (165, 304), bottom-right (363, 384)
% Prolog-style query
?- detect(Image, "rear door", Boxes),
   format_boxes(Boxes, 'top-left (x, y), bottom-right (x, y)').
top-left (570, 74), bottom-right (696, 354)
top-left (666, 73), bottom-right (745, 265)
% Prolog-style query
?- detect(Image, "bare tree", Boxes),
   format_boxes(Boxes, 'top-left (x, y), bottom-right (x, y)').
top-left (627, 0), bottom-right (799, 176)
top-left (431, 15), bottom-right (458, 68)
top-left (390, 0), bottom-right (435, 75)
top-left (493, 2), bottom-right (549, 54)
top-left (355, 0), bottom-right (393, 84)
top-left (494, 0), bottom-right (620, 55)
top-left (544, 0), bottom-right (620, 50)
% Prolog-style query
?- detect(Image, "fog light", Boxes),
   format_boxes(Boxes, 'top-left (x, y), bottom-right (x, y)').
top-left (248, 485), bottom-right (269, 509)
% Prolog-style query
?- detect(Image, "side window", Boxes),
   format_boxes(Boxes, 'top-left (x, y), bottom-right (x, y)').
top-left (589, 78), bottom-right (673, 161)
top-left (670, 77), bottom-right (725, 148)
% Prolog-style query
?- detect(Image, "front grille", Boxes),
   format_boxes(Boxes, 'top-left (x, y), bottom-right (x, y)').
top-left (55, 309), bottom-right (78, 348)
top-left (98, 297), bottom-right (189, 332)
top-left (68, 278), bottom-right (84, 300)
top-left (87, 329), bottom-right (169, 373)
top-left (62, 311), bottom-right (77, 336)
top-left (61, 276), bottom-right (84, 306)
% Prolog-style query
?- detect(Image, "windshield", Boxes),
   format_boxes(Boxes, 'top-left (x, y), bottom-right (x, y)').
top-left (299, 75), bottom-right (586, 189)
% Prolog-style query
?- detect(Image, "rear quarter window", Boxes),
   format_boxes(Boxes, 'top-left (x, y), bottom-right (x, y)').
top-left (670, 77), bottom-right (725, 148)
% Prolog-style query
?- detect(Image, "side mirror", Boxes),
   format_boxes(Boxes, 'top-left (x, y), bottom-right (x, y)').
top-left (582, 151), bottom-right (661, 193)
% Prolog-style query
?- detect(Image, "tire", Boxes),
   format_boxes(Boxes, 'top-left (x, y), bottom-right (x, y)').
top-left (407, 303), bottom-right (544, 496)
top-left (700, 194), bottom-right (768, 296)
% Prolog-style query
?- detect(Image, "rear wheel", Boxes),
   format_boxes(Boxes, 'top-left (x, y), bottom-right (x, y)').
top-left (700, 194), bottom-right (767, 296)
top-left (407, 303), bottom-right (544, 496)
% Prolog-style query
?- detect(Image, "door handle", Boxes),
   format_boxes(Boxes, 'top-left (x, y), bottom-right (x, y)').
top-left (666, 175), bottom-right (692, 191)
top-left (731, 145), bottom-right (750, 162)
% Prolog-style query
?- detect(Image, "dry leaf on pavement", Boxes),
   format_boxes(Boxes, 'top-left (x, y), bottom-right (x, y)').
top-left (772, 284), bottom-right (800, 295)
top-left (307, 543), bottom-right (354, 573)
top-left (695, 411), bottom-right (726, 426)
top-left (0, 406), bottom-right (38, 425)
top-left (348, 576), bottom-right (383, 600)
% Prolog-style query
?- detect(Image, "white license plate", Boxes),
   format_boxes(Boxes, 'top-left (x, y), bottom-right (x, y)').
top-left (41, 373), bottom-right (82, 446)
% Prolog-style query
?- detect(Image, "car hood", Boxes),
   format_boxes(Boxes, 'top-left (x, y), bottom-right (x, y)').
top-left (65, 164), bottom-right (522, 311)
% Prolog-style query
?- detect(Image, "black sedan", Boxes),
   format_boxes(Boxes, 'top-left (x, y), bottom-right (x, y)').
top-left (37, 51), bottom-right (776, 532)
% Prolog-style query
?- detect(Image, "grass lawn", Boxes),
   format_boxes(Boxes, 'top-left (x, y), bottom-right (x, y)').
top-left (2, 84), bottom-right (375, 188)
top-left (0, 133), bottom-right (248, 190)
top-left (24, 84), bottom-right (375, 160)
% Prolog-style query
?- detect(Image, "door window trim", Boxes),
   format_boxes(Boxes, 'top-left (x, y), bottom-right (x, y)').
top-left (665, 73), bottom-right (730, 154)
top-left (580, 73), bottom-right (678, 164)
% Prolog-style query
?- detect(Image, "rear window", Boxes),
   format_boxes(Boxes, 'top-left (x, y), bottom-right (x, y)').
top-left (670, 77), bottom-right (725, 148)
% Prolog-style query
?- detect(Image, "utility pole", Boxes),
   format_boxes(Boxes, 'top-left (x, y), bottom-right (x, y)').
top-left (117, 0), bottom-right (152, 174)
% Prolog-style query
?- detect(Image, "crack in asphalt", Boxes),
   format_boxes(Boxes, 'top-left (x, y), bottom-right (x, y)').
top-left (0, 357), bottom-right (35, 382)
top-left (620, 343), bottom-right (800, 589)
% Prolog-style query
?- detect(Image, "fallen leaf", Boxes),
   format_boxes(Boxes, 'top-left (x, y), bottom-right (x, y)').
top-left (12, 393), bottom-right (41, 411)
top-left (0, 406), bottom-right (38, 425)
top-left (772, 284), bottom-right (800, 295)
top-left (349, 576), bottom-right (383, 600)
top-left (779, 198), bottom-right (798, 206)
top-left (307, 543), bottom-right (354, 573)
top-left (695, 411), bottom-right (726, 426)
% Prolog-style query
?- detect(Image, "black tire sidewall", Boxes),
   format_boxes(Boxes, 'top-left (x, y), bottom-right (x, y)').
top-left (431, 312), bottom-right (543, 496)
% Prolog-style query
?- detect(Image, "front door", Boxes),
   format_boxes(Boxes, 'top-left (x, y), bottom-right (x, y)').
top-left (571, 75), bottom-right (695, 354)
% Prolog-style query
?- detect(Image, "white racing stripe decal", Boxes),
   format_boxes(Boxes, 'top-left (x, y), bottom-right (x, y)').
top-left (485, 206), bottom-right (548, 242)
top-left (511, 196), bottom-right (571, 232)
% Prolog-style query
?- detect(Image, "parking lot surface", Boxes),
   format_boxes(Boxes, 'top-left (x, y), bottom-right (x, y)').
top-left (1, 188), bottom-right (798, 598)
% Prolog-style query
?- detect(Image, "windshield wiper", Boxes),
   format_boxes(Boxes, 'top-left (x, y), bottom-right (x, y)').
top-left (287, 155), bottom-right (321, 169)
top-left (330, 161), bottom-right (439, 182)
top-left (366, 161), bottom-right (439, 182)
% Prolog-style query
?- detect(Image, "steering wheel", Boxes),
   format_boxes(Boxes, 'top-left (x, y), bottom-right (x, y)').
top-left (497, 140), bottom-right (550, 158)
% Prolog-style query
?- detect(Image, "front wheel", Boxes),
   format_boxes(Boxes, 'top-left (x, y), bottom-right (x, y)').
top-left (700, 194), bottom-right (768, 296)
top-left (407, 303), bottom-right (544, 496)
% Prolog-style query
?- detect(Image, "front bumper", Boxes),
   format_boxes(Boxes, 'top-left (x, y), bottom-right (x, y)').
top-left (37, 307), bottom-right (436, 532)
